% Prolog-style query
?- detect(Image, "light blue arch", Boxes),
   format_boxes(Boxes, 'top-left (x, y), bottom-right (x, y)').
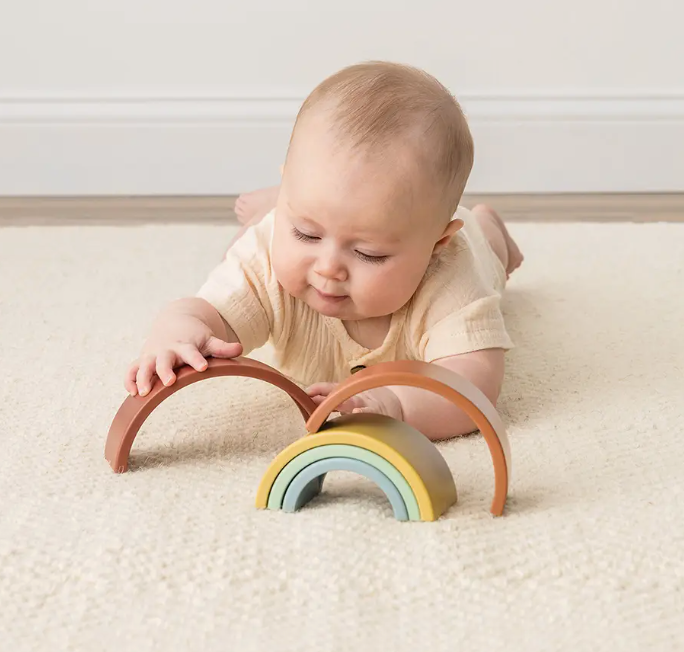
top-left (282, 457), bottom-right (408, 521)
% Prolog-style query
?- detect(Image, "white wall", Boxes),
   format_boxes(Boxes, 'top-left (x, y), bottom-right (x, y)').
top-left (1, 0), bottom-right (683, 194)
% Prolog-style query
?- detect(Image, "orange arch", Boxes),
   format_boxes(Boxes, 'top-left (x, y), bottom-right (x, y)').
top-left (105, 357), bottom-right (316, 473)
top-left (306, 360), bottom-right (511, 516)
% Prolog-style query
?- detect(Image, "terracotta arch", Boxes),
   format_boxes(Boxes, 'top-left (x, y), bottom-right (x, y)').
top-left (105, 357), bottom-right (316, 473)
top-left (305, 360), bottom-right (511, 516)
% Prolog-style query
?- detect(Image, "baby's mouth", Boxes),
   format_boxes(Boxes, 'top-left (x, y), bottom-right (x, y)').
top-left (313, 287), bottom-right (348, 302)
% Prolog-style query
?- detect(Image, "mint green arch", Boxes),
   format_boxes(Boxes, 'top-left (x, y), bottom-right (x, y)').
top-left (266, 444), bottom-right (421, 521)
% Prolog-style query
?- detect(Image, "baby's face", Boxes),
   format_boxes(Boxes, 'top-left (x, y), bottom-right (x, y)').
top-left (271, 113), bottom-right (451, 321)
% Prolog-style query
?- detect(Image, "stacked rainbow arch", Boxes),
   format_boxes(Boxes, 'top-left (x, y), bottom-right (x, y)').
top-left (256, 413), bottom-right (457, 521)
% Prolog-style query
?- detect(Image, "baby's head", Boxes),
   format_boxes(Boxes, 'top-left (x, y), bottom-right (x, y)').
top-left (271, 61), bottom-right (474, 321)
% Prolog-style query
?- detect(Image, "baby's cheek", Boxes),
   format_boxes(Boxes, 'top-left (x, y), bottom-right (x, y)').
top-left (271, 248), bottom-right (289, 288)
top-left (386, 263), bottom-right (423, 302)
top-left (361, 268), bottom-right (407, 312)
top-left (272, 248), bottom-right (306, 296)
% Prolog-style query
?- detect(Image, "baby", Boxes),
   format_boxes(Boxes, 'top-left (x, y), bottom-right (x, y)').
top-left (125, 61), bottom-right (523, 441)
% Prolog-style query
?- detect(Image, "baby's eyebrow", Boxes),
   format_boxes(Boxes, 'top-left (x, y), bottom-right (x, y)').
top-left (289, 204), bottom-right (404, 245)
top-left (353, 227), bottom-right (405, 245)
top-left (287, 207), bottom-right (322, 229)
top-left (298, 216), bottom-right (322, 228)
top-left (357, 235), bottom-right (402, 248)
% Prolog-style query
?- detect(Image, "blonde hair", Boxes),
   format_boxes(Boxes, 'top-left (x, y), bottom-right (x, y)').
top-left (287, 61), bottom-right (474, 216)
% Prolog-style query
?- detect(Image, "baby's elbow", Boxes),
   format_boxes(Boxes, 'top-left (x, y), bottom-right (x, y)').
top-left (482, 372), bottom-right (503, 407)
top-left (435, 348), bottom-right (505, 408)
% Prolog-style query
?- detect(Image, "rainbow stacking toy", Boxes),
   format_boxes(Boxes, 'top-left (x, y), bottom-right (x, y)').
top-left (106, 358), bottom-right (511, 521)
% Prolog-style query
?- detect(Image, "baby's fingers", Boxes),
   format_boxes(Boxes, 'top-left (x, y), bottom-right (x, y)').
top-left (204, 337), bottom-right (243, 359)
top-left (177, 344), bottom-right (210, 372)
top-left (155, 350), bottom-right (177, 387)
top-left (136, 356), bottom-right (158, 397)
top-left (336, 396), bottom-right (364, 414)
top-left (125, 362), bottom-right (140, 396)
top-left (306, 382), bottom-right (362, 413)
top-left (306, 382), bottom-right (337, 398)
top-left (311, 395), bottom-right (359, 412)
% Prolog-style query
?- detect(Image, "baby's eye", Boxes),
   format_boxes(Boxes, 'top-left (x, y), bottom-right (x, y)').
top-left (291, 226), bottom-right (319, 242)
top-left (355, 251), bottom-right (388, 265)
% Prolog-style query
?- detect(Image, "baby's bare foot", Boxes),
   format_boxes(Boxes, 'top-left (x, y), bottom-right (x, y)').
top-left (234, 186), bottom-right (280, 224)
top-left (473, 204), bottom-right (524, 277)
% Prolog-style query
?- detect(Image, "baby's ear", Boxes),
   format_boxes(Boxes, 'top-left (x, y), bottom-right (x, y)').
top-left (432, 218), bottom-right (464, 256)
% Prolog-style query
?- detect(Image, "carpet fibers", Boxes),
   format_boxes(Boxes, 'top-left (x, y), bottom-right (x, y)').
top-left (1, 221), bottom-right (683, 651)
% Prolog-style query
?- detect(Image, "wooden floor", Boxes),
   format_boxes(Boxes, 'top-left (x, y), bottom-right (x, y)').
top-left (0, 193), bottom-right (683, 226)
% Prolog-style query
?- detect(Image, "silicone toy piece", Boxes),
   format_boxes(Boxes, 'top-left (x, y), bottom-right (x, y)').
top-left (306, 360), bottom-right (511, 516)
top-left (264, 443), bottom-right (421, 520)
top-left (282, 457), bottom-right (410, 520)
top-left (106, 357), bottom-right (511, 520)
top-left (105, 357), bottom-right (317, 473)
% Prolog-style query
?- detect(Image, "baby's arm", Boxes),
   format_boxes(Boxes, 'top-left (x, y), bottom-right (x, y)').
top-left (127, 209), bottom-right (279, 397)
top-left (125, 297), bottom-right (242, 397)
top-left (167, 297), bottom-right (237, 343)
top-left (307, 348), bottom-right (504, 441)
top-left (392, 348), bottom-right (505, 441)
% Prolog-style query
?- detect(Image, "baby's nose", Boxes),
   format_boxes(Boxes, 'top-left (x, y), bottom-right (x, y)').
top-left (315, 255), bottom-right (347, 281)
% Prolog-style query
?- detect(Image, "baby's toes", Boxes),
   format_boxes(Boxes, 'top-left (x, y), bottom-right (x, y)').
top-left (234, 196), bottom-right (249, 223)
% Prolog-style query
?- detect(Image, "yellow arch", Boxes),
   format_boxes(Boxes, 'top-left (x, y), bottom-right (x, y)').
top-left (256, 413), bottom-right (457, 521)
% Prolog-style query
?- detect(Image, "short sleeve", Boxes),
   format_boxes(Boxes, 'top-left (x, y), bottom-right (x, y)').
top-left (195, 216), bottom-right (277, 354)
top-left (410, 224), bottom-right (514, 362)
top-left (421, 294), bottom-right (514, 362)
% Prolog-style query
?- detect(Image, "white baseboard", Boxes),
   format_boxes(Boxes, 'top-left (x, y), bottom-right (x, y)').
top-left (1, 93), bottom-right (683, 195)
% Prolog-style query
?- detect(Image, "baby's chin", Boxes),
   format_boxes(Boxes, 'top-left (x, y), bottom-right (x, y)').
top-left (306, 295), bottom-right (393, 322)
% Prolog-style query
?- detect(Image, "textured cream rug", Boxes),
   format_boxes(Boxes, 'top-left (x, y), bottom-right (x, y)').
top-left (1, 220), bottom-right (683, 652)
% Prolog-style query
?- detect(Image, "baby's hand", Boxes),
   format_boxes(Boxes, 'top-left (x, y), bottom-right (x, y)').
top-left (306, 383), bottom-right (403, 421)
top-left (125, 313), bottom-right (242, 398)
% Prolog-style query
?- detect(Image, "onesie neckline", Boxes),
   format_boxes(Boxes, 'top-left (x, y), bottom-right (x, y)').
top-left (321, 303), bottom-right (409, 368)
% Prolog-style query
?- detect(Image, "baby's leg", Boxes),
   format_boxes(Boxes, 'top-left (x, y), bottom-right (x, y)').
top-left (471, 204), bottom-right (524, 278)
top-left (234, 185), bottom-right (280, 224)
